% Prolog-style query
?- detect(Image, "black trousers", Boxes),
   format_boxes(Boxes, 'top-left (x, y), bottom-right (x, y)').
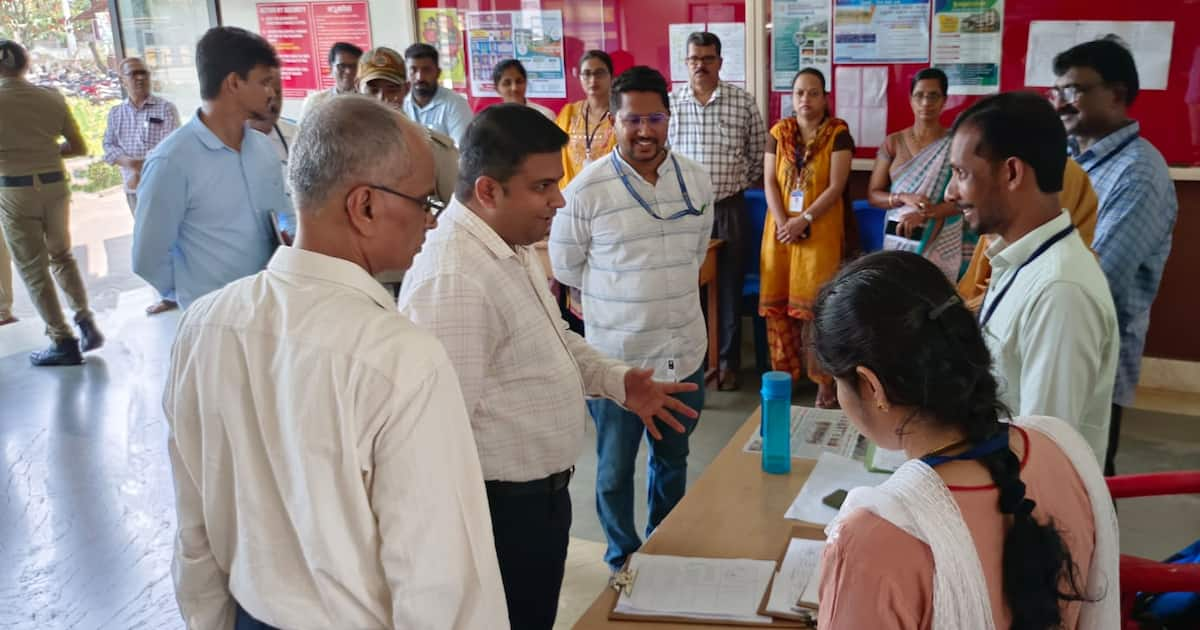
top-left (486, 478), bottom-right (572, 630)
top-left (1106, 403), bottom-right (1124, 476)
top-left (713, 192), bottom-right (747, 372)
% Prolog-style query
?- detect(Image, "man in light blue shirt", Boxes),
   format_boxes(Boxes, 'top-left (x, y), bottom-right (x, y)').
top-left (133, 26), bottom-right (290, 308)
top-left (402, 44), bottom-right (474, 146)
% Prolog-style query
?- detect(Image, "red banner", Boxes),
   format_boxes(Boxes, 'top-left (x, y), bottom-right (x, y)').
top-left (257, 1), bottom-right (372, 99)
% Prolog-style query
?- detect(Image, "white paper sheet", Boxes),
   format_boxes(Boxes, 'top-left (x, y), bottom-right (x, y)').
top-left (615, 553), bottom-right (776, 624)
top-left (832, 66), bottom-right (888, 148)
top-left (1025, 20), bottom-right (1175, 90)
top-left (669, 23), bottom-right (706, 84)
top-left (862, 66), bottom-right (889, 108)
top-left (709, 22), bottom-right (747, 82)
top-left (765, 538), bottom-right (825, 617)
top-left (784, 452), bottom-right (892, 524)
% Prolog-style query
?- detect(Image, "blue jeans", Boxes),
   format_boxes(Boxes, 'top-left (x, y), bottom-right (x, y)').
top-left (588, 366), bottom-right (704, 571)
top-left (234, 602), bottom-right (278, 630)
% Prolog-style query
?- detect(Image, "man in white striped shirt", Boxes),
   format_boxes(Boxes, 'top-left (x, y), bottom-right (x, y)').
top-left (551, 66), bottom-right (714, 573)
top-left (398, 103), bottom-right (698, 630)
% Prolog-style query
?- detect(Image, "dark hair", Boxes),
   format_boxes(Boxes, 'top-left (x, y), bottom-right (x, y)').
top-left (196, 27), bottom-right (280, 101)
top-left (792, 67), bottom-right (826, 91)
top-left (0, 40), bottom-right (29, 76)
top-left (327, 42), bottom-right (363, 66)
top-left (910, 67), bottom-right (948, 95)
top-left (610, 65), bottom-right (670, 114)
top-left (813, 251), bottom-right (1090, 630)
top-left (686, 31), bottom-right (722, 57)
top-left (951, 91), bottom-right (1067, 193)
top-left (456, 104), bottom-right (568, 202)
top-left (404, 43), bottom-right (439, 64)
top-left (1053, 39), bottom-right (1139, 106)
top-left (579, 49), bottom-right (613, 75)
top-left (491, 58), bottom-right (526, 86)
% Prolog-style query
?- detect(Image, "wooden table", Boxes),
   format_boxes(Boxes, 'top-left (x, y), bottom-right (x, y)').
top-left (573, 411), bottom-right (825, 629)
top-left (533, 239), bottom-right (725, 384)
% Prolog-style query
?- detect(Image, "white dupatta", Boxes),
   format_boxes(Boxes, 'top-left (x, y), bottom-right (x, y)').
top-left (824, 416), bottom-right (1120, 630)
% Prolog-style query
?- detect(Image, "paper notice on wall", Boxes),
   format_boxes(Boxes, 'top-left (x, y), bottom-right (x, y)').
top-left (257, 1), bottom-right (372, 99)
top-left (668, 22), bottom-right (746, 85)
top-left (932, 0), bottom-right (1003, 95)
top-left (669, 23), bottom-right (705, 84)
top-left (833, 0), bottom-right (931, 64)
top-left (467, 10), bottom-right (566, 98)
top-left (418, 8), bottom-right (467, 89)
top-left (1025, 21), bottom-right (1174, 90)
top-left (772, 0), bottom-right (832, 92)
top-left (835, 66), bottom-right (888, 148)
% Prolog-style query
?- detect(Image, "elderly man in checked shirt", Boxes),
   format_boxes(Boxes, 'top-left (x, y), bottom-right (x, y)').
top-left (668, 30), bottom-right (767, 391)
top-left (103, 56), bottom-right (180, 314)
top-left (1052, 40), bottom-right (1178, 475)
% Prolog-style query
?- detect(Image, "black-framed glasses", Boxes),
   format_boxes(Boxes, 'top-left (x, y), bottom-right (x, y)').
top-left (367, 184), bottom-right (446, 218)
top-left (1046, 83), bottom-right (1101, 104)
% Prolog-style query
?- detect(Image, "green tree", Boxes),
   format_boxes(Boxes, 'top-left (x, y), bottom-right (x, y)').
top-left (1, 0), bottom-right (95, 51)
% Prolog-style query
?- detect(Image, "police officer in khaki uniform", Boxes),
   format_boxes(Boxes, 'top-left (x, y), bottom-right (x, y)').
top-left (354, 46), bottom-right (459, 288)
top-left (0, 40), bottom-right (104, 365)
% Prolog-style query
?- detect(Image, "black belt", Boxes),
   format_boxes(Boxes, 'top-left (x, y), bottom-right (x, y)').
top-left (0, 171), bottom-right (65, 187)
top-left (485, 467), bottom-right (574, 497)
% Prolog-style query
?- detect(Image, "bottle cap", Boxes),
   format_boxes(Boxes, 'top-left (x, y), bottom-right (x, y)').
top-left (760, 371), bottom-right (792, 398)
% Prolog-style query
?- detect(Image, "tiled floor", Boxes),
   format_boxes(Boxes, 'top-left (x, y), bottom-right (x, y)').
top-left (2, 276), bottom-right (1199, 628)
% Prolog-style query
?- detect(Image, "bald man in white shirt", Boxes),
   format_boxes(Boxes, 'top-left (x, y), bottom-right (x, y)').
top-left (164, 96), bottom-right (507, 629)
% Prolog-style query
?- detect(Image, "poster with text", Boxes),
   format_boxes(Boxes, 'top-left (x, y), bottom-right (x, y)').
top-left (932, 0), bottom-right (1002, 94)
top-left (418, 8), bottom-right (467, 89)
top-left (257, 1), bottom-right (371, 99)
top-left (833, 0), bottom-right (931, 64)
top-left (772, 0), bottom-right (832, 92)
top-left (669, 22), bottom-right (746, 85)
top-left (467, 10), bottom-right (566, 98)
top-left (1025, 21), bottom-right (1174, 90)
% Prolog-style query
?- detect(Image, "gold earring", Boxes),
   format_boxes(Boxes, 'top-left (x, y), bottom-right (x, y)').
top-left (877, 402), bottom-right (889, 411)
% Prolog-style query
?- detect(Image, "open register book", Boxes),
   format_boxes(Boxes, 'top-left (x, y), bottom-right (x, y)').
top-left (758, 529), bottom-right (826, 624)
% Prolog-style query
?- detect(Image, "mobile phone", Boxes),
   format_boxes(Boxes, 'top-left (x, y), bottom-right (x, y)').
top-left (822, 489), bottom-right (848, 509)
top-left (885, 219), bottom-right (925, 242)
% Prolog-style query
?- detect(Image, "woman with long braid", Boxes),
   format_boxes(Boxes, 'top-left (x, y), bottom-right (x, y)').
top-left (811, 251), bottom-right (1119, 629)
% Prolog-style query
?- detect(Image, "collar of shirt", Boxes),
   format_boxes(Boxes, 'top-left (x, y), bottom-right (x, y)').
top-left (444, 198), bottom-right (520, 261)
top-left (187, 111), bottom-right (251, 153)
top-left (611, 147), bottom-right (678, 186)
top-left (267, 246), bottom-right (395, 310)
top-left (986, 209), bottom-right (1073, 272)
top-left (1070, 120), bottom-right (1140, 163)
top-left (126, 94), bottom-right (164, 110)
top-left (409, 86), bottom-right (449, 113)
top-left (676, 82), bottom-right (725, 107)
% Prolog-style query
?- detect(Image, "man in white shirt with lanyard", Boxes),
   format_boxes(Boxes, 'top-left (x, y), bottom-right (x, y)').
top-left (946, 91), bottom-right (1118, 465)
top-left (550, 65), bottom-right (714, 573)
top-left (398, 103), bottom-right (699, 630)
top-left (165, 96), bottom-right (506, 629)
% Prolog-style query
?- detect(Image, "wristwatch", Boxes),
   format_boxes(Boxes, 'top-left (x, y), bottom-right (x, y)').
top-left (802, 212), bottom-right (815, 223)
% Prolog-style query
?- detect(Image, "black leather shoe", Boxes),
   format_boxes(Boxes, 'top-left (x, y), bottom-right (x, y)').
top-left (30, 339), bottom-right (84, 366)
top-left (77, 317), bottom-right (105, 352)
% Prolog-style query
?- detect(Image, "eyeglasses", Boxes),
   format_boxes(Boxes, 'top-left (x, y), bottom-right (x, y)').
top-left (1046, 83), bottom-right (1101, 104)
top-left (618, 112), bottom-right (669, 127)
top-left (334, 63), bottom-right (356, 72)
top-left (123, 69), bottom-right (149, 78)
top-left (367, 184), bottom-right (446, 218)
top-left (911, 91), bottom-right (944, 102)
top-left (580, 69), bottom-right (610, 79)
top-left (686, 55), bottom-right (720, 66)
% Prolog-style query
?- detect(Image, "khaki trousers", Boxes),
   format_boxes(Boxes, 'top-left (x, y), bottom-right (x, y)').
top-left (0, 225), bottom-right (12, 317)
top-left (0, 180), bottom-right (91, 341)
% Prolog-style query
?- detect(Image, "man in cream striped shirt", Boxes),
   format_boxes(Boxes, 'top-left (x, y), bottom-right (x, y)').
top-left (550, 66), bottom-right (714, 572)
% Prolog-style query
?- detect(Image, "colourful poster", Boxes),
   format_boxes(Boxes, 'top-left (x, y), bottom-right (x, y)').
top-left (833, 0), bottom-right (931, 64)
top-left (257, 1), bottom-right (372, 99)
top-left (258, 3), bottom-right (318, 97)
top-left (466, 10), bottom-right (566, 98)
top-left (418, 8), bottom-right (467, 89)
top-left (932, 0), bottom-right (1002, 95)
top-left (772, 0), bottom-right (832, 92)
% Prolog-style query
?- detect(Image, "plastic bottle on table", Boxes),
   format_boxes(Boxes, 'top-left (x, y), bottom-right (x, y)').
top-left (760, 371), bottom-right (792, 474)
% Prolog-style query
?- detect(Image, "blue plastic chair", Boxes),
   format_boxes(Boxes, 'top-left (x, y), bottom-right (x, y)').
top-left (853, 200), bottom-right (887, 254)
top-left (743, 189), bottom-right (770, 374)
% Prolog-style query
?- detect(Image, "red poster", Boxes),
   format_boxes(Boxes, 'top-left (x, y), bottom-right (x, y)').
top-left (310, 2), bottom-right (372, 91)
top-left (257, 1), bottom-right (372, 99)
top-left (257, 3), bottom-right (318, 98)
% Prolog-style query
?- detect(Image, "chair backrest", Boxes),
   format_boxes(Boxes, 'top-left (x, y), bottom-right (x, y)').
top-left (853, 200), bottom-right (886, 254)
top-left (744, 188), bottom-right (767, 278)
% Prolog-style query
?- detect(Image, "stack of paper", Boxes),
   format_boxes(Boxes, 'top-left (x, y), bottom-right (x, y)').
top-left (784, 452), bottom-right (891, 524)
top-left (764, 538), bottom-right (825, 620)
top-left (614, 553), bottom-right (777, 624)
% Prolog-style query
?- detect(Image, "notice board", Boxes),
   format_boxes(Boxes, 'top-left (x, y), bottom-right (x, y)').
top-left (257, 1), bottom-right (372, 99)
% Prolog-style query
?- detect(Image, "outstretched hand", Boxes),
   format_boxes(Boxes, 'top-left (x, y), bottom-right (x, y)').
top-left (623, 368), bottom-right (700, 440)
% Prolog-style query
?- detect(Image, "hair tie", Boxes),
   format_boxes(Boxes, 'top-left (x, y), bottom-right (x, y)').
top-left (1016, 498), bottom-right (1036, 516)
top-left (928, 294), bottom-right (961, 320)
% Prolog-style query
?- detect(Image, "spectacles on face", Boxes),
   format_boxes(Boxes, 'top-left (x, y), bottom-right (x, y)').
top-left (1047, 83), bottom-right (1101, 105)
top-left (334, 63), bottom-right (356, 73)
top-left (686, 55), bottom-right (719, 66)
top-left (123, 69), bottom-right (149, 79)
top-left (580, 69), bottom-right (610, 79)
top-left (618, 112), bottom-right (669, 127)
top-left (367, 184), bottom-right (446, 218)
top-left (911, 91), bottom-right (943, 103)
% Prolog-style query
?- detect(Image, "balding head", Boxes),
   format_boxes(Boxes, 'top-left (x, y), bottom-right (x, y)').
top-left (289, 96), bottom-right (436, 275)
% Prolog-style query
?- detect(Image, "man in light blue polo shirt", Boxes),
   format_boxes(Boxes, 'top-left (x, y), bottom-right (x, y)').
top-left (402, 43), bottom-right (474, 146)
top-left (133, 26), bottom-right (290, 308)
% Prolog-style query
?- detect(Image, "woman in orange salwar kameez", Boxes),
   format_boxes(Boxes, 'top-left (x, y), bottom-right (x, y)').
top-left (760, 68), bottom-right (854, 408)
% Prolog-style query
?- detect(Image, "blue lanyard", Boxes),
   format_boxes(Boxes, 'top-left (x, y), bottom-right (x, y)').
top-left (610, 150), bottom-right (704, 221)
top-left (1083, 130), bottom-right (1138, 175)
top-left (979, 224), bottom-right (1075, 329)
top-left (921, 425), bottom-right (1010, 468)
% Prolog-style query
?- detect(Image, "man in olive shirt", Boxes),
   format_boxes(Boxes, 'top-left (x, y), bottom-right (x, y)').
top-left (0, 40), bottom-right (104, 365)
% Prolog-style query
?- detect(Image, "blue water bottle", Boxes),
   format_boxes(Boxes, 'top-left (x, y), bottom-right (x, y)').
top-left (761, 371), bottom-right (792, 474)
